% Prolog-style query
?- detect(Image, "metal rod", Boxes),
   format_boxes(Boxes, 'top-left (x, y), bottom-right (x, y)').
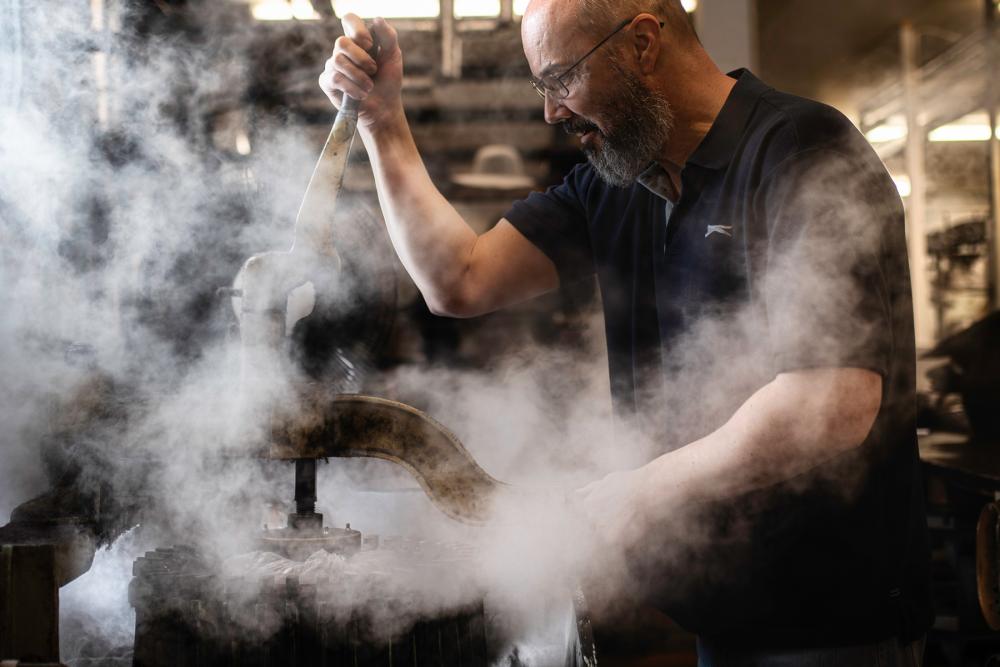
top-left (901, 21), bottom-right (935, 347)
top-left (292, 38), bottom-right (377, 256)
top-left (500, 0), bottom-right (513, 23)
top-left (294, 459), bottom-right (317, 515)
top-left (441, 0), bottom-right (458, 78)
top-left (985, 0), bottom-right (1000, 309)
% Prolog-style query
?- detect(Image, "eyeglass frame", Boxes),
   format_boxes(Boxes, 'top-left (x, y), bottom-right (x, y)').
top-left (528, 15), bottom-right (665, 101)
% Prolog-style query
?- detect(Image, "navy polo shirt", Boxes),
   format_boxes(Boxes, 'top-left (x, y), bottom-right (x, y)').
top-left (504, 70), bottom-right (932, 646)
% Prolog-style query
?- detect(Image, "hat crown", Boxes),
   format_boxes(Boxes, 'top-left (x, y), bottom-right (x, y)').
top-left (472, 144), bottom-right (525, 176)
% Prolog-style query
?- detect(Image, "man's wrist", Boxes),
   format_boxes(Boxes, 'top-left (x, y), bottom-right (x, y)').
top-left (632, 460), bottom-right (660, 521)
top-left (360, 103), bottom-right (408, 143)
top-left (635, 454), bottom-right (682, 522)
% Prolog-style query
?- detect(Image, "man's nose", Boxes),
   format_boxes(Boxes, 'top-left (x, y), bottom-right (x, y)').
top-left (543, 94), bottom-right (572, 125)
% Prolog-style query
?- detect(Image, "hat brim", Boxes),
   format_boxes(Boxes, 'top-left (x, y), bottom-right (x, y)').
top-left (452, 173), bottom-right (536, 190)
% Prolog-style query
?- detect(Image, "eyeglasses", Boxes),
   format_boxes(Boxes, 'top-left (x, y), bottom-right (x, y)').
top-left (529, 16), bottom-right (665, 101)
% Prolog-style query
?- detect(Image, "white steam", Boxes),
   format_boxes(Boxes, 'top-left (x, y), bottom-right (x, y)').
top-left (2, 2), bottom-right (896, 663)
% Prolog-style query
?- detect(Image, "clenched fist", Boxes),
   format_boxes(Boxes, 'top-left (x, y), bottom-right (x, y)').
top-left (319, 14), bottom-right (404, 130)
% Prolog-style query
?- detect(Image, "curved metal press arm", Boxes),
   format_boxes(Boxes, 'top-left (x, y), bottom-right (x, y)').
top-left (269, 394), bottom-right (508, 524)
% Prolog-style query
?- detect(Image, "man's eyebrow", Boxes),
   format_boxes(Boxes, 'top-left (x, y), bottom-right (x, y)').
top-left (537, 62), bottom-right (567, 77)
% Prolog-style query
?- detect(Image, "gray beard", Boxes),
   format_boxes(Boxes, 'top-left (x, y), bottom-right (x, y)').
top-left (583, 68), bottom-right (674, 187)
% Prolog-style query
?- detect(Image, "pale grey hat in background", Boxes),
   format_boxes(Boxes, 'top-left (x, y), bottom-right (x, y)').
top-left (452, 144), bottom-right (536, 190)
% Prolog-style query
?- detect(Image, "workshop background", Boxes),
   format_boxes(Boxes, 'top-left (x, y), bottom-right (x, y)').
top-left (1, 0), bottom-right (1000, 665)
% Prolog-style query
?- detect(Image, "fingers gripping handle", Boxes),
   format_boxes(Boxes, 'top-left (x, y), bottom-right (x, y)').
top-left (293, 29), bottom-right (379, 254)
top-left (340, 35), bottom-right (380, 119)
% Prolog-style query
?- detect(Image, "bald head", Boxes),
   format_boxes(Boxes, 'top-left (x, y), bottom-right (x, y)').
top-left (524, 0), bottom-right (697, 45)
top-left (521, 0), bottom-right (701, 93)
top-left (521, 0), bottom-right (580, 62)
top-left (586, 0), bottom-right (696, 43)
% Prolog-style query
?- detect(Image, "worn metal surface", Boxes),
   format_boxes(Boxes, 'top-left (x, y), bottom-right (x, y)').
top-left (129, 544), bottom-right (491, 667)
top-left (233, 37), bottom-right (394, 396)
top-left (0, 544), bottom-right (61, 664)
top-left (269, 393), bottom-right (507, 524)
top-left (0, 509), bottom-right (99, 664)
top-left (0, 521), bottom-right (96, 589)
top-left (567, 587), bottom-right (599, 667)
top-left (258, 525), bottom-right (362, 562)
top-left (0, 368), bottom-right (144, 665)
top-left (234, 51), bottom-right (369, 306)
top-left (978, 500), bottom-right (1000, 630)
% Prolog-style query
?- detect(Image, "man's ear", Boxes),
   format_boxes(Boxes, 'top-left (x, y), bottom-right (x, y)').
top-left (633, 14), bottom-right (662, 75)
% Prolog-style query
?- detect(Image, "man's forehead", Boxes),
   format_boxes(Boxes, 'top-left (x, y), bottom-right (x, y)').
top-left (521, 0), bottom-right (581, 73)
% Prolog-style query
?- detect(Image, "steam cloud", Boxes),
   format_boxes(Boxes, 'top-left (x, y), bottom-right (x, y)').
top-left (1, 2), bottom-right (889, 665)
top-left (0, 3), bottom-right (626, 661)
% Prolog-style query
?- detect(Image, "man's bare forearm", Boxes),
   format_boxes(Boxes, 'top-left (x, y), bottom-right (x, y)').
top-left (637, 368), bottom-right (882, 510)
top-left (361, 109), bottom-right (479, 315)
top-left (321, 16), bottom-right (559, 318)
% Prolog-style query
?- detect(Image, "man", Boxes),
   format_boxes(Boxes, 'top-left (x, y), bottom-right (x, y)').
top-left (320, 0), bottom-right (932, 663)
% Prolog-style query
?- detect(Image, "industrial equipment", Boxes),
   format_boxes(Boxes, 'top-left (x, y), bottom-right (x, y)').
top-left (0, 34), bottom-right (596, 666)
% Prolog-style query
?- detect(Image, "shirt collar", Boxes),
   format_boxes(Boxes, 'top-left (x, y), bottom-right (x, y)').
top-left (637, 162), bottom-right (677, 202)
top-left (685, 68), bottom-right (770, 171)
top-left (636, 69), bottom-right (769, 200)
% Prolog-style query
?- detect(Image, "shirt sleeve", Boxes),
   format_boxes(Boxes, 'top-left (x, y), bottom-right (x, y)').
top-left (755, 147), bottom-right (898, 378)
top-left (502, 163), bottom-right (596, 284)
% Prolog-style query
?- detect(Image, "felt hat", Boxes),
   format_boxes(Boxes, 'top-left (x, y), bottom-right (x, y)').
top-left (452, 144), bottom-right (535, 190)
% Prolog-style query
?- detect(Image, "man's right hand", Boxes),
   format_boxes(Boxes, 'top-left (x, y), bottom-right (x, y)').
top-left (317, 14), bottom-right (559, 317)
top-left (319, 14), bottom-right (404, 131)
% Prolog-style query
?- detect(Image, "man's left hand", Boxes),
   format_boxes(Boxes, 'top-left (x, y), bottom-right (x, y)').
top-left (574, 466), bottom-right (659, 551)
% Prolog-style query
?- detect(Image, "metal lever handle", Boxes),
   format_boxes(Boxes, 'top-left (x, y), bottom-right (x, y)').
top-left (289, 30), bottom-right (380, 254)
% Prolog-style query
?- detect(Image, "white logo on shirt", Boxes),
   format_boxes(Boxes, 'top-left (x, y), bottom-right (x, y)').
top-left (705, 225), bottom-right (734, 239)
